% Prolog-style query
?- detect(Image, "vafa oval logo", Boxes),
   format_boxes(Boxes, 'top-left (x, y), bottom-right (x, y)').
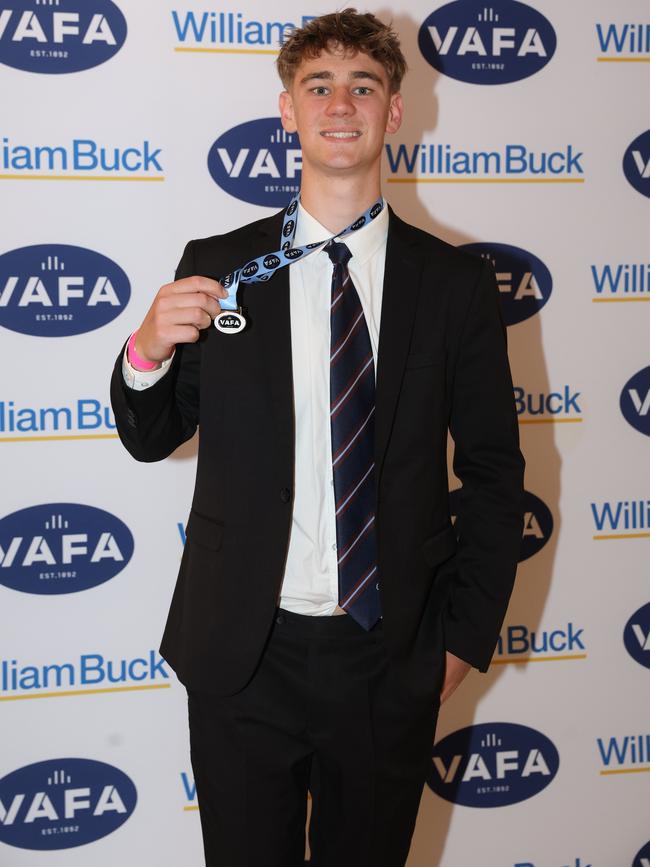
top-left (0, 0), bottom-right (127, 74)
top-left (620, 366), bottom-right (650, 437)
top-left (428, 722), bottom-right (559, 806)
top-left (208, 117), bottom-right (301, 207)
top-left (634, 841), bottom-right (650, 867)
top-left (449, 488), bottom-right (552, 561)
top-left (0, 758), bottom-right (137, 850)
top-left (521, 490), bottom-right (553, 560)
top-left (0, 244), bottom-right (130, 337)
top-left (624, 602), bottom-right (650, 670)
top-left (418, 0), bottom-right (556, 84)
top-left (623, 130), bottom-right (650, 199)
top-left (0, 503), bottom-right (134, 595)
top-left (460, 242), bottom-right (552, 325)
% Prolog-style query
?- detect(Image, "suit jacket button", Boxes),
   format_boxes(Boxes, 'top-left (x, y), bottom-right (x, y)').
top-left (280, 488), bottom-right (291, 503)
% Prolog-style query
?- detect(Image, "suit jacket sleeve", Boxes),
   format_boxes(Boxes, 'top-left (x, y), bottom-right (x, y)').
top-left (443, 258), bottom-right (525, 671)
top-left (110, 241), bottom-right (201, 462)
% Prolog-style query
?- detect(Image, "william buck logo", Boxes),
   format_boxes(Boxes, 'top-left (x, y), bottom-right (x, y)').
top-left (0, 0), bottom-right (127, 74)
top-left (1, 650), bottom-right (170, 699)
top-left (624, 602), bottom-right (650, 670)
top-left (171, 9), bottom-right (313, 51)
top-left (590, 497), bottom-right (650, 539)
top-left (418, 0), bottom-right (556, 84)
top-left (0, 759), bottom-right (136, 850)
top-left (428, 722), bottom-right (559, 806)
top-left (0, 245), bottom-right (130, 337)
top-left (208, 118), bottom-right (301, 207)
top-left (0, 397), bottom-right (115, 440)
top-left (0, 503), bottom-right (134, 595)
top-left (620, 366), bottom-right (650, 437)
top-left (459, 242), bottom-right (552, 325)
top-left (623, 130), bottom-right (650, 199)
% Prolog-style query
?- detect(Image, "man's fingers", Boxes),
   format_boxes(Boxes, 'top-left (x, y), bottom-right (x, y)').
top-left (175, 307), bottom-right (214, 330)
top-left (170, 325), bottom-right (203, 344)
top-left (164, 292), bottom-right (222, 320)
top-left (162, 276), bottom-right (228, 300)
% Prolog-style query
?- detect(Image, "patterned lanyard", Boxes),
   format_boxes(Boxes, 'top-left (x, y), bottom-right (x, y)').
top-left (214, 195), bottom-right (384, 334)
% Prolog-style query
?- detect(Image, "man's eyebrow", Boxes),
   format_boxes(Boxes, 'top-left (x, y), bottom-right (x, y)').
top-left (299, 70), bottom-right (384, 85)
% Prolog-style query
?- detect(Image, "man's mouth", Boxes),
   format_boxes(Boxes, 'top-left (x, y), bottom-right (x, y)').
top-left (320, 131), bottom-right (362, 139)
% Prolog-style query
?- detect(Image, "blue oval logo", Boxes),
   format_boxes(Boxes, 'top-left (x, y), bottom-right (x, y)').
top-left (620, 366), bottom-right (650, 437)
top-left (208, 117), bottom-right (301, 207)
top-left (623, 130), bottom-right (650, 199)
top-left (418, 0), bottom-right (556, 84)
top-left (0, 1), bottom-right (127, 74)
top-left (634, 841), bottom-right (650, 867)
top-left (449, 488), bottom-right (551, 561)
top-left (624, 602), bottom-right (650, 670)
top-left (0, 244), bottom-right (130, 337)
top-left (0, 758), bottom-right (137, 850)
top-left (521, 490), bottom-right (553, 560)
top-left (428, 722), bottom-right (559, 806)
top-left (460, 243), bottom-right (552, 325)
top-left (0, 503), bottom-right (134, 595)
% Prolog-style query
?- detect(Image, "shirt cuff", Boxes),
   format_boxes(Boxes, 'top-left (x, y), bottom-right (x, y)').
top-left (122, 344), bottom-right (174, 391)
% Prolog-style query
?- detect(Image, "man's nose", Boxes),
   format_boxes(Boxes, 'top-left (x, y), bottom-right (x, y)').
top-left (325, 88), bottom-right (355, 116)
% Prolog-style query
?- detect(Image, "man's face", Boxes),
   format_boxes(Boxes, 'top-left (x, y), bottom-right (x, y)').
top-left (279, 46), bottom-right (403, 179)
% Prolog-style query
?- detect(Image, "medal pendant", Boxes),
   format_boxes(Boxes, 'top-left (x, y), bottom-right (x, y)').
top-left (214, 307), bottom-right (246, 335)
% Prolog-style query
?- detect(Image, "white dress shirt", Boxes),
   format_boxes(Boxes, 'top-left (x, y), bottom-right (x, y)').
top-left (123, 201), bottom-right (388, 616)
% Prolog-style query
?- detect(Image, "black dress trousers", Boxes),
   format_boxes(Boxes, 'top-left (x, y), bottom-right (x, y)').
top-left (187, 607), bottom-right (444, 867)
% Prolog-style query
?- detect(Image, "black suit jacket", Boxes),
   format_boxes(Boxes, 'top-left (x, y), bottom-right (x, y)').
top-left (111, 207), bottom-right (525, 698)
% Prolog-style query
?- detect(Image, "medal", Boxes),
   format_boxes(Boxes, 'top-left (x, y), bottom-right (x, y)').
top-left (214, 307), bottom-right (246, 334)
top-left (214, 195), bottom-right (384, 335)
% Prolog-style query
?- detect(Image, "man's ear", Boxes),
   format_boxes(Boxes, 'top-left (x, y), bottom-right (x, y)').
top-left (385, 92), bottom-right (404, 135)
top-left (279, 91), bottom-right (297, 133)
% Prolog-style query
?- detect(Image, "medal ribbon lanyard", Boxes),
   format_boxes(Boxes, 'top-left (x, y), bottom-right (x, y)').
top-left (214, 196), bottom-right (384, 334)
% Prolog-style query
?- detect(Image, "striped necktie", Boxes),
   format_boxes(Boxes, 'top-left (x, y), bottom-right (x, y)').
top-left (327, 240), bottom-right (381, 630)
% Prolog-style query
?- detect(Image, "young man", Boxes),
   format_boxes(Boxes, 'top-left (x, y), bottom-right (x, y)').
top-left (111, 10), bottom-right (524, 867)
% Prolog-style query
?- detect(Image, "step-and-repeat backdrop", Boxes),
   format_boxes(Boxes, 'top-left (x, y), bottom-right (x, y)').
top-left (1, 1), bottom-right (648, 865)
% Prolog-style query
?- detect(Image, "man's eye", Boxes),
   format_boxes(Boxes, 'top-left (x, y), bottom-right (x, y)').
top-left (312, 86), bottom-right (329, 95)
top-left (353, 86), bottom-right (372, 95)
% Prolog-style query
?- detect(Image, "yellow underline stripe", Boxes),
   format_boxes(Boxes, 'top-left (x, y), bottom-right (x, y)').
top-left (597, 57), bottom-right (650, 62)
top-left (592, 297), bottom-right (650, 302)
top-left (0, 683), bottom-right (171, 702)
top-left (0, 174), bottom-right (164, 182)
top-left (600, 766), bottom-right (650, 776)
top-left (493, 654), bottom-right (587, 665)
top-left (0, 433), bottom-right (119, 443)
top-left (175, 46), bottom-right (277, 55)
top-left (519, 417), bottom-right (583, 425)
top-left (593, 532), bottom-right (650, 540)
top-left (387, 178), bottom-right (585, 184)
top-left (183, 805), bottom-right (200, 811)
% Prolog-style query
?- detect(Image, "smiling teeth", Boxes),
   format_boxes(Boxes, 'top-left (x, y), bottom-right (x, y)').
top-left (323, 132), bottom-right (360, 138)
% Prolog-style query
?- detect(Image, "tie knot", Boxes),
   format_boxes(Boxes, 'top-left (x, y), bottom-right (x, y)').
top-left (326, 240), bottom-right (352, 267)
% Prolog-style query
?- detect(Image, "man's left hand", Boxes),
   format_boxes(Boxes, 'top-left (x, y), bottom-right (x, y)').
top-left (440, 651), bottom-right (472, 703)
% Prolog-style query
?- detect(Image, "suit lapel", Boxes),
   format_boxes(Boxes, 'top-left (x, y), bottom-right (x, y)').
top-left (374, 209), bottom-right (424, 477)
top-left (247, 212), bottom-right (294, 463)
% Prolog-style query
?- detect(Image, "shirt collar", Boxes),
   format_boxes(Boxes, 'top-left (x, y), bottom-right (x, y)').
top-left (293, 198), bottom-right (388, 266)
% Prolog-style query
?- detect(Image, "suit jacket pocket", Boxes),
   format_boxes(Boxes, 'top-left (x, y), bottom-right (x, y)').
top-left (185, 509), bottom-right (224, 551)
top-left (421, 524), bottom-right (457, 569)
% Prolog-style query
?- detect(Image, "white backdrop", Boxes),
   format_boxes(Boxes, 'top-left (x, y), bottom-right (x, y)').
top-left (1, 1), bottom-right (649, 865)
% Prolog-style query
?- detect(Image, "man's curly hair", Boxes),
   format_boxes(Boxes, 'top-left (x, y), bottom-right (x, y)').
top-left (277, 9), bottom-right (407, 94)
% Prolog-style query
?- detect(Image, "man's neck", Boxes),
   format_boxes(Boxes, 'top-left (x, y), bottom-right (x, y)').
top-left (299, 170), bottom-right (382, 235)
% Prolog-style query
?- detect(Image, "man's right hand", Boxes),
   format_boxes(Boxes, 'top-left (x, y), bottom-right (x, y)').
top-left (132, 277), bottom-right (228, 369)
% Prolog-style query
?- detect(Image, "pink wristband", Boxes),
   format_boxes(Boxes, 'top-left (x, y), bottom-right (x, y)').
top-left (127, 331), bottom-right (159, 371)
